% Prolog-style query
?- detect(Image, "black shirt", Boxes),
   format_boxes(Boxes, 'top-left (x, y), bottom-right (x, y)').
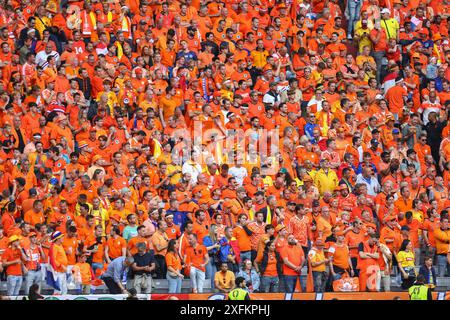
top-left (75, 77), bottom-right (92, 100)
top-left (132, 250), bottom-right (155, 275)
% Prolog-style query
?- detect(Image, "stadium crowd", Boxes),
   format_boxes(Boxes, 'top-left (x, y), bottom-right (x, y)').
top-left (0, 0), bottom-right (450, 297)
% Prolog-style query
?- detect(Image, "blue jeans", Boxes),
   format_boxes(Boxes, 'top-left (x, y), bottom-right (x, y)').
top-left (347, 0), bottom-right (361, 36)
top-left (284, 275), bottom-right (300, 293)
top-left (190, 266), bottom-right (206, 293)
top-left (167, 272), bottom-right (183, 293)
top-left (25, 270), bottom-right (42, 295)
top-left (312, 271), bottom-right (327, 293)
top-left (7, 275), bottom-right (23, 296)
top-left (437, 255), bottom-right (449, 277)
top-left (261, 276), bottom-right (279, 293)
top-left (373, 51), bottom-right (387, 83)
top-left (205, 259), bottom-right (217, 290)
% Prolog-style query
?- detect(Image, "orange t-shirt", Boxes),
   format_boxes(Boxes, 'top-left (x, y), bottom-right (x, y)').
top-left (165, 251), bottom-right (182, 272)
top-left (280, 244), bottom-right (304, 276)
top-left (106, 236), bottom-right (127, 260)
top-left (185, 244), bottom-right (207, 272)
top-left (2, 247), bottom-right (23, 276)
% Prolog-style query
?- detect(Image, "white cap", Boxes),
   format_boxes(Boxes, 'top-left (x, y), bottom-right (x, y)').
top-left (381, 8), bottom-right (391, 14)
top-left (375, 94), bottom-right (384, 100)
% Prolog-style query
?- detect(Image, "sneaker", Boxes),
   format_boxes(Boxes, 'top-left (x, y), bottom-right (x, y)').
top-left (347, 35), bottom-right (353, 40)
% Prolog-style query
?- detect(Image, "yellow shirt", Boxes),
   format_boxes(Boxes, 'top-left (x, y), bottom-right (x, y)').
top-left (354, 28), bottom-right (373, 53)
top-left (308, 248), bottom-right (327, 272)
top-left (214, 270), bottom-right (236, 290)
top-left (380, 18), bottom-right (399, 40)
top-left (251, 49), bottom-right (269, 69)
top-left (35, 16), bottom-right (52, 37)
top-left (166, 164), bottom-right (182, 185)
top-left (396, 250), bottom-right (415, 268)
top-left (313, 169), bottom-right (338, 195)
top-left (356, 55), bottom-right (376, 69)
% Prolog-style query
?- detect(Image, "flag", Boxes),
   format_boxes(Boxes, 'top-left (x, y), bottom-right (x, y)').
top-left (306, 256), bottom-right (314, 293)
top-left (153, 138), bottom-right (162, 159)
top-left (290, 0), bottom-right (298, 20)
top-left (46, 244), bottom-right (61, 291)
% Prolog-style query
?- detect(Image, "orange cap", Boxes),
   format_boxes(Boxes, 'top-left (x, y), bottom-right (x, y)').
top-left (191, 186), bottom-right (203, 195)
top-left (199, 198), bottom-right (212, 206)
top-left (222, 201), bottom-right (234, 209)
top-left (366, 223), bottom-right (377, 230)
top-left (222, 189), bottom-right (236, 199)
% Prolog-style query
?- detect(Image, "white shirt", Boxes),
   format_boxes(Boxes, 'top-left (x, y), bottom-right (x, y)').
top-left (182, 160), bottom-right (202, 184)
top-left (35, 50), bottom-right (60, 69)
top-left (355, 174), bottom-right (381, 196)
top-left (263, 92), bottom-right (280, 106)
top-left (228, 166), bottom-right (248, 186)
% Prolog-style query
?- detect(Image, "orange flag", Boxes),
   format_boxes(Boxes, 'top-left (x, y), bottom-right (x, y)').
top-left (306, 258), bottom-right (314, 293)
top-left (290, 0), bottom-right (299, 20)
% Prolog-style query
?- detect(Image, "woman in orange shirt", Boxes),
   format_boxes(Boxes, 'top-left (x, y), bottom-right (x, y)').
top-left (258, 240), bottom-right (283, 293)
top-left (165, 239), bottom-right (184, 293)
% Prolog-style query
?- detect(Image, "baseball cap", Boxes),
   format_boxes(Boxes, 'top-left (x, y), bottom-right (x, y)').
top-left (8, 235), bottom-right (20, 244)
top-left (51, 231), bottom-right (64, 242)
top-left (312, 199), bottom-right (320, 207)
top-left (381, 8), bottom-right (391, 14)
top-left (392, 128), bottom-right (400, 134)
top-left (370, 138), bottom-right (379, 145)
top-left (78, 141), bottom-right (89, 149)
top-left (315, 238), bottom-right (325, 246)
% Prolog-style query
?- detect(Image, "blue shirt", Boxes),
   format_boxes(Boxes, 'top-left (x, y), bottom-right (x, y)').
top-left (103, 256), bottom-right (128, 283)
top-left (203, 236), bottom-right (219, 256)
top-left (304, 123), bottom-right (319, 141)
top-left (176, 51), bottom-right (197, 65)
top-left (218, 237), bottom-right (234, 263)
top-left (122, 226), bottom-right (138, 241)
top-left (356, 162), bottom-right (377, 175)
top-left (166, 210), bottom-right (188, 230)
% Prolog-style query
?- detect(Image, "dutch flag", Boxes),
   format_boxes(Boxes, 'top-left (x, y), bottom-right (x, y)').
top-left (46, 244), bottom-right (61, 291)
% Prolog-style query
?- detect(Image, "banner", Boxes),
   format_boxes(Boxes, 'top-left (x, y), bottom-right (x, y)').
top-left (10, 294), bottom-right (150, 300)
top-left (8, 292), bottom-right (448, 300)
top-left (150, 292), bottom-right (447, 300)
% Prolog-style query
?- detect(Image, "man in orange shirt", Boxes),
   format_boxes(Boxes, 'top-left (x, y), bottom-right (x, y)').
top-left (288, 204), bottom-right (310, 256)
top-left (50, 231), bottom-right (69, 295)
top-left (24, 199), bottom-right (45, 227)
top-left (84, 225), bottom-right (106, 275)
top-left (357, 233), bottom-right (381, 292)
top-left (184, 233), bottom-right (209, 293)
top-left (2, 235), bottom-right (27, 296)
top-left (280, 234), bottom-right (305, 293)
top-left (345, 221), bottom-right (366, 274)
top-left (151, 220), bottom-right (169, 279)
top-left (232, 214), bottom-right (252, 262)
top-left (385, 78), bottom-right (407, 119)
top-left (105, 226), bottom-right (127, 263)
top-left (247, 212), bottom-right (267, 261)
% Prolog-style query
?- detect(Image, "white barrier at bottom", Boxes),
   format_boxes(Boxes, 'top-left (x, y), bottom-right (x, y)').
top-left (9, 294), bottom-right (150, 300)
